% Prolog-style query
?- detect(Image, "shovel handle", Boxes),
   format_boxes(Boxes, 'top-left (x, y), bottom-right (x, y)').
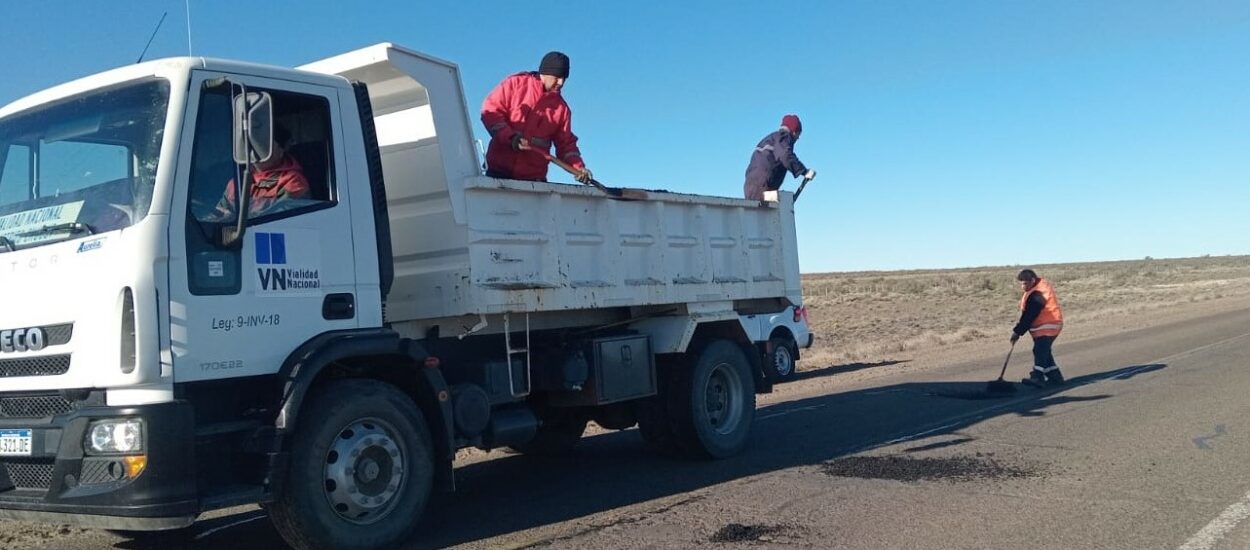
top-left (536, 150), bottom-right (585, 179)
top-left (997, 340), bottom-right (1016, 380)
top-left (535, 150), bottom-right (618, 196)
top-left (793, 176), bottom-right (813, 202)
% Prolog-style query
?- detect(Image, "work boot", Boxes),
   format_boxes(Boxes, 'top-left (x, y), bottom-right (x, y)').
top-left (1022, 370), bottom-right (1047, 388)
top-left (1046, 369), bottom-right (1066, 387)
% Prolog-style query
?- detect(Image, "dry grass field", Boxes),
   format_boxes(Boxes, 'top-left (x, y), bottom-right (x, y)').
top-left (800, 255), bottom-right (1250, 368)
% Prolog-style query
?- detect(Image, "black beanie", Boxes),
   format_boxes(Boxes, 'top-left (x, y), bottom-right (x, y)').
top-left (539, 51), bottom-right (570, 78)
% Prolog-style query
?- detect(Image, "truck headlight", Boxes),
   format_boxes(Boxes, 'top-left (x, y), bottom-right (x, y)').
top-left (86, 418), bottom-right (145, 454)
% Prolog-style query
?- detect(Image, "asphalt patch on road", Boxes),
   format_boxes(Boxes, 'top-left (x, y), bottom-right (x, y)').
top-left (710, 523), bottom-right (791, 543)
top-left (821, 453), bottom-right (1036, 482)
top-left (926, 387), bottom-right (1022, 400)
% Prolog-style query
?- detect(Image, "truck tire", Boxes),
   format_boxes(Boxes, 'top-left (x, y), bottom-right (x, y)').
top-left (644, 340), bottom-right (756, 459)
top-left (636, 356), bottom-right (684, 455)
top-left (765, 336), bottom-right (799, 382)
top-left (508, 410), bottom-right (588, 456)
top-left (269, 379), bottom-right (434, 550)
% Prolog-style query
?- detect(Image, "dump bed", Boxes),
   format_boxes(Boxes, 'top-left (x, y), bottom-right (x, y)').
top-left (302, 44), bottom-right (802, 323)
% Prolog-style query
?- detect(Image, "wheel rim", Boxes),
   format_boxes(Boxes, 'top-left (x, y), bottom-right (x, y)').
top-left (704, 362), bottom-right (745, 436)
top-left (322, 417), bottom-right (406, 525)
top-left (773, 345), bottom-right (794, 377)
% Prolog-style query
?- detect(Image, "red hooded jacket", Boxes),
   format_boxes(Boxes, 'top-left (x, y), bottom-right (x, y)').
top-left (481, 72), bottom-right (584, 182)
top-left (217, 155), bottom-right (310, 218)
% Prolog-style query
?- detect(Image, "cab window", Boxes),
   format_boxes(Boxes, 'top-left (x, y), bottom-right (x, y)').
top-left (187, 84), bottom-right (335, 224)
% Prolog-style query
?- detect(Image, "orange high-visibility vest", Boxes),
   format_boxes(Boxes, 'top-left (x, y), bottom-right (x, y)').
top-left (1020, 278), bottom-right (1063, 337)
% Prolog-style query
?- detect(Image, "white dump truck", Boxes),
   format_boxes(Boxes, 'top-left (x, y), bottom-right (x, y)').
top-left (0, 43), bottom-right (812, 549)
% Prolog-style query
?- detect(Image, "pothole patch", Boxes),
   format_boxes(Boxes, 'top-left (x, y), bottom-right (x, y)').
top-left (926, 388), bottom-right (1020, 400)
top-left (821, 454), bottom-right (1036, 482)
top-left (709, 523), bottom-right (791, 543)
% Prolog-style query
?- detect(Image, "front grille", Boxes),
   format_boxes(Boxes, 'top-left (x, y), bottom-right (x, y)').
top-left (0, 355), bottom-right (71, 378)
top-left (2, 458), bottom-right (54, 490)
top-left (0, 395), bottom-right (74, 418)
top-left (41, 324), bottom-right (74, 347)
top-left (0, 323), bottom-right (73, 347)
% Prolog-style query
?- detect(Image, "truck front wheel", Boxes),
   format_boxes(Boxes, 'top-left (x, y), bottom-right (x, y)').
top-left (269, 379), bottom-right (434, 550)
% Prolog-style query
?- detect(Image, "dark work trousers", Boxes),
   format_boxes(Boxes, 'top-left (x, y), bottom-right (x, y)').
top-left (1031, 335), bottom-right (1058, 374)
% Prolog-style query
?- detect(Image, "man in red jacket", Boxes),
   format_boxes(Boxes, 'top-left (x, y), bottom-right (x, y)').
top-left (214, 125), bottom-right (310, 220)
top-left (481, 51), bottom-right (592, 183)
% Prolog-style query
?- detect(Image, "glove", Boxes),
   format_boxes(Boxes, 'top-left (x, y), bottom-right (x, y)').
top-left (511, 134), bottom-right (530, 151)
top-left (576, 168), bottom-right (593, 184)
top-left (802, 169), bottom-right (817, 181)
top-left (1010, 333), bottom-right (1020, 344)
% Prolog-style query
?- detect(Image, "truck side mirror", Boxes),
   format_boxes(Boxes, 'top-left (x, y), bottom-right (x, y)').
top-left (233, 92), bottom-right (274, 164)
top-left (221, 91), bottom-right (273, 249)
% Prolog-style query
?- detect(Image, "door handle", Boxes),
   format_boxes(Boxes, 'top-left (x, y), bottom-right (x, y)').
top-left (322, 293), bottom-right (355, 320)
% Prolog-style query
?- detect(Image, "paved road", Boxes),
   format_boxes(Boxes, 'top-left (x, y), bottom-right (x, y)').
top-left (10, 306), bottom-right (1250, 549)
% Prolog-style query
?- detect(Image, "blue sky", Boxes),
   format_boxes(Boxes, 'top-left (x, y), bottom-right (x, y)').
top-left (2, 1), bottom-right (1247, 272)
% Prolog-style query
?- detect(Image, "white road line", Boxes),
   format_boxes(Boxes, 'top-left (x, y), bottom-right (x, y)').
top-left (1145, 331), bottom-right (1250, 370)
top-left (863, 389), bottom-right (912, 395)
top-left (1110, 364), bottom-right (1156, 380)
top-left (874, 420), bottom-right (964, 447)
top-left (847, 330), bottom-right (1250, 457)
top-left (1097, 331), bottom-right (1250, 383)
top-left (762, 330), bottom-right (1250, 466)
top-left (1178, 490), bottom-right (1250, 550)
top-left (193, 514), bottom-right (267, 541)
top-left (759, 404), bottom-right (826, 420)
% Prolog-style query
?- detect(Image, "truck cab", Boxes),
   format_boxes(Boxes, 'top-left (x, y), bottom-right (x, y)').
top-left (0, 53), bottom-right (384, 528)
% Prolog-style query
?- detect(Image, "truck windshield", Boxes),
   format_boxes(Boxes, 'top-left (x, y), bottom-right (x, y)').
top-left (0, 79), bottom-right (169, 250)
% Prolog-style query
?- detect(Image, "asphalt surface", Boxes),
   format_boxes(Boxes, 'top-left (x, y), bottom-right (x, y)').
top-left (6, 305), bottom-right (1250, 549)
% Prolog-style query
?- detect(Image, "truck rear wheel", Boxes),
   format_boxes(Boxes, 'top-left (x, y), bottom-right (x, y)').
top-left (269, 379), bottom-right (434, 550)
top-left (637, 355), bottom-right (683, 455)
top-left (640, 340), bottom-right (756, 459)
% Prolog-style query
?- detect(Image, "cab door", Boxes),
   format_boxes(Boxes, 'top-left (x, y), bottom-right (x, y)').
top-left (168, 72), bottom-right (358, 382)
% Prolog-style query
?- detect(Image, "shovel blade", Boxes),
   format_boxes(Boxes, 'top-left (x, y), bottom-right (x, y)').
top-left (985, 380), bottom-right (1015, 392)
top-left (585, 179), bottom-right (647, 201)
top-left (986, 379), bottom-right (1017, 393)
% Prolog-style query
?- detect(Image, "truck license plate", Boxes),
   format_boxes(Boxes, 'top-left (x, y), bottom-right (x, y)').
top-left (0, 430), bottom-right (32, 456)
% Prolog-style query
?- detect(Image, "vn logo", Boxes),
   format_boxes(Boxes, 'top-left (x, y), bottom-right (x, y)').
top-left (256, 232), bottom-right (289, 291)
top-left (255, 232), bottom-right (320, 292)
top-left (255, 232), bottom-right (287, 265)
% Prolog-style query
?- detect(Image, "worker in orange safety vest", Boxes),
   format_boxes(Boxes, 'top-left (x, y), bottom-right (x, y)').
top-left (1010, 269), bottom-right (1065, 387)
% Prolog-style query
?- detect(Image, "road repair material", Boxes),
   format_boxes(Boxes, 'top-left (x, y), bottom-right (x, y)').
top-left (986, 341), bottom-right (1018, 393)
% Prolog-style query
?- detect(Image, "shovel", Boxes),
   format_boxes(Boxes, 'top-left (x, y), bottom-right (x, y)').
top-left (535, 150), bottom-right (647, 200)
top-left (793, 175), bottom-right (814, 202)
top-left (986, 340), bottom-right (1018, 393)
